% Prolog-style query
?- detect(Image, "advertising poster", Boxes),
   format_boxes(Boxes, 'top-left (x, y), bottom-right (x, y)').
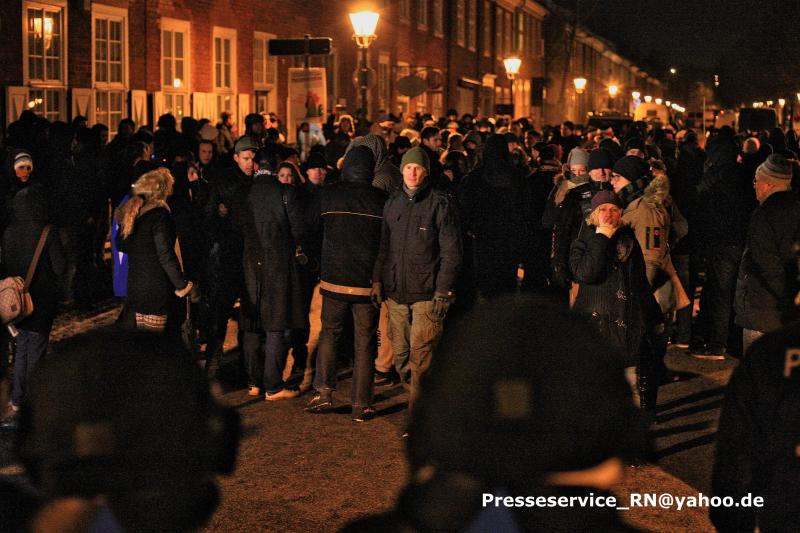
top-left (286, 67), bottom-right (327, 145)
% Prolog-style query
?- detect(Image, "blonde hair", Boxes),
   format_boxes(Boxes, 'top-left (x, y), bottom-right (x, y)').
top-left (115, 167), bottom-right (174, 238)
top-left (586, 203), bottom-right (623, 227)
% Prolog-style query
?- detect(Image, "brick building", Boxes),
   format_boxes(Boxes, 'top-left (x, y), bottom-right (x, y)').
top-left (0, 0), bottom-right (660, 134)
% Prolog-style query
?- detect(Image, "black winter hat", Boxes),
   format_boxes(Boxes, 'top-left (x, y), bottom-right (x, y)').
top-left (588, 149), bottom-right (614, 171)
top-left (624, 137), bottom-right (646, 153)
top-left (613, 155), bottom-right (651, 182)
top-left (304, 152), bottom-right (328, 170)
top-left (394, 135), bottom-right (412, 149)
top-left (407, 295), bottom-right (647, 480)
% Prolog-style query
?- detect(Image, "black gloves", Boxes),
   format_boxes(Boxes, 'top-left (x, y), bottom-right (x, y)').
top-left (370, 282), bottom-right (384, 308)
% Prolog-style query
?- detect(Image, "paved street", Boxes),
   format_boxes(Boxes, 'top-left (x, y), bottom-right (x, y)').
top-left (1, 303), bottom-right (736, 532)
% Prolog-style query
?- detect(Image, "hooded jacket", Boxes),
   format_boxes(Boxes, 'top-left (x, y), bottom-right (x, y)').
top-left (320, 145), bottom-right (388, 302)
top-left (458, 135), bottom-right (525, 295)
top-left (621, 175), bottom-right (672, 280)
top-left (343, 134), bottom-right (403, 194)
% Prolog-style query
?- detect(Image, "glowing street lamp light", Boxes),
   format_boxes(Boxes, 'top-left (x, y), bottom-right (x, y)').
top-left (669, 67), bottom-right (677, 75)
top-left (350, 10), bottom-right (380, 126)
top-left (644, 95), bottom-right (652, 103)
top-left (778, 98), bottom-right (786, 107)
top-left (608, 84), bottom-right (619, 97)
top-left (665, 100), bottom-right (671, 107)
top-left (631, 91), bottom-right (641, 100)
top-left (655, 98), bottom-right (663, 105)
top-left (503, 57), bottom-right (522, 80)
top-left (573, 77), bottom-right (587, 94)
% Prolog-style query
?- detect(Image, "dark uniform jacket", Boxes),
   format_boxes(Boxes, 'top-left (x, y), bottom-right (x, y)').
top-left (236, 175), bottom-right (307, 331)
top-left (319, 146), bottom-right (387, 302)
top-left (712, 322), bottom-right (800, 532)
top-left (373, 181), bottom-right (462, 305)
top-left (569, 224), bottom-right (660, 366)
top-left (735, 190), bottom-right (800, 332)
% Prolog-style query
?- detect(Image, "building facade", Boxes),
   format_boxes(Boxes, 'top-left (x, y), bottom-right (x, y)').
top-left (0, 0), bottom-right (660, 133)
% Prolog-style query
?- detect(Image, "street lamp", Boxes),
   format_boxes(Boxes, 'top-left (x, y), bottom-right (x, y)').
top-left (779, 98), bottom-right (786, 107)
top-left (608, 85), bottom-right (619, 97)
top-left (504, 57), bottom-right (522, 118)
top-left (669, 67), bottom-right (677, 75)
top-left (349, 10), bottom-right (380, 126)
top-left (665, 100), bottom-right (671, 107)
top-left (631, 91), bottom-right (641, 100)
top-left (655, 98), bottom-right (663, 105)
top-left (573, 77), bottom-right (587, 94)
top-left (644, 95), bottom-right (652, 103)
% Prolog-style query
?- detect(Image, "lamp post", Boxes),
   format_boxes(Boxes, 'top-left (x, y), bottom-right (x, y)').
top-left (504, 57), bottom-right (522, 117)
top-left (349, 10), bottom-right (379, 128)
top-left (573, 78), bottom-right (587, 120)
top-left (608, 84), bottom-right (618, 110)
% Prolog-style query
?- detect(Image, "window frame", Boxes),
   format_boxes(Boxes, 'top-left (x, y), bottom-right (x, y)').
top-left (212, 26), bottom-right (238, 116)
top-left (467, 0), bottom-right (477, 52)
top-left (432, 0), bottom-right (444, 37)
top-left (418, 0), bottom-right (429, 30)
top-left (253, 31), bottom-right (277, 91)
top-left (161, 17), bottom-right (191, 120)
top-left (91, 4), bottom-right (128, 90)
top-left (22, 0), bottom-right (68, 87)
top-left (456, 0), bottom-right (466, 48)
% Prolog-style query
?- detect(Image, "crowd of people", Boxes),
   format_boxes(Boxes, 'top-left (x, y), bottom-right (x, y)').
top-left (0, 105), bottom-right (799, 531)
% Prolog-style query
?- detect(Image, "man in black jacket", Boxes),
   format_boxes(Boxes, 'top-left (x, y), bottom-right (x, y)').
top-left (735, 154), bottom-right (800, 352)
top-left (305, 146), bottom-right (387, 421)
top-left (372, 147), bottom-right (462, 410)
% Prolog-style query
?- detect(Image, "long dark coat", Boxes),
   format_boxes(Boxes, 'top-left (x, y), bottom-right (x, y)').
top-left (569, 224), bottom-right (660, 366)
top-left (236, 176), bottom-right (308, 332)
top-left (2, 181), bottom-right (64, 333)
top-left (116, 205), bottom-right (186, 316)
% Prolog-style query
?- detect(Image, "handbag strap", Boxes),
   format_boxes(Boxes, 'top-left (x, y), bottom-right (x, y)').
top-left (24, 224), bottom-right (51, 289)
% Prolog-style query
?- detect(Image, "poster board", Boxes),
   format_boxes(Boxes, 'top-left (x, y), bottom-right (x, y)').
top-left (286, 67), bottom-right (327, 145)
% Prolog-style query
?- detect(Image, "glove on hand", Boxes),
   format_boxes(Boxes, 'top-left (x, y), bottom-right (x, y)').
top-left (431, 293), bottom-right (452, 319)
top-left (370, 282), bottom-right (384, 308)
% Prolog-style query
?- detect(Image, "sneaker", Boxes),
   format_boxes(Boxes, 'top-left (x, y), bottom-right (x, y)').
top-left (305, 393), bottom-right (334, 413)
top-left (265, 388), bottom-right (300, 401)
top-left (352, 406), bottom-right (376, 422)
top-left (247, 386), bottom-right (261, 397)
top-left (374, 369), bottom-right (398, 386)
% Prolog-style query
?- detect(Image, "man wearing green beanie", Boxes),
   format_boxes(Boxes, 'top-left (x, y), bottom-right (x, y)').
top-left (372, 146), bottom-right (462, 413)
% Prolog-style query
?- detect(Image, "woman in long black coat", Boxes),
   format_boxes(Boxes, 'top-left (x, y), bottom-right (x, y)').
top-left (235, 171), bottom-right (307, 400)
top-left (115, 167), bottom-right (192, 333)
top-left (3, 149), bottom-right (65, 413)
top-left (569, 191), bottom-right (661, 411)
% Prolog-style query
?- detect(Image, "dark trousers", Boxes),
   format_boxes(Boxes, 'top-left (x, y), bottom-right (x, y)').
top-left (243, 329), bottom-right (289, 393)
top-left (12, 329), bottom-right (49, 407)
top-left (314, 296), bottom-right (378, 409)
top-left (694, 244), bottom-right (743, 352)
top-left (672, 254), bottom-right (692, 343)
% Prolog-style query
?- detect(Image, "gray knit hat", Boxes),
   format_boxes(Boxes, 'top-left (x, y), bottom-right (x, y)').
top-left (400, 146), bottom-right (430, 174)
top-left (756, 154), bottom-right (793, 181)
top-left (567, 147), bottom-right (590, 167)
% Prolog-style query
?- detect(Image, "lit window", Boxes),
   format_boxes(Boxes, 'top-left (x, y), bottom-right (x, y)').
top-left (162, 18), bottom-right (191, 120)
top-left (95, 90), bottom-right (124, 133)
top-left (25, 4), bottom-right (65, 84)
top-left (27, 88), bottom-right (64, 122)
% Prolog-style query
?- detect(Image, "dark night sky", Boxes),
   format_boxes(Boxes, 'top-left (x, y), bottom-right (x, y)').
top-left (551, 0), bottom-right (800, 106)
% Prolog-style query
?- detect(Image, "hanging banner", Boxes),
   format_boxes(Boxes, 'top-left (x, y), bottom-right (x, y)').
top-left (286, 67), bottom-right (327, 145)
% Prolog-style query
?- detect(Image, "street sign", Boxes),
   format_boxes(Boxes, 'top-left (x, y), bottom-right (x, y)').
top-left (397, 75), bottom-right (427, 98)
top-left (269, 38), bottom-right (332, 56)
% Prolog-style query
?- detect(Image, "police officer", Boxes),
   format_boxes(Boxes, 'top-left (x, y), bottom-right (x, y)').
top-left (711, 247), bottom-right (800, 532)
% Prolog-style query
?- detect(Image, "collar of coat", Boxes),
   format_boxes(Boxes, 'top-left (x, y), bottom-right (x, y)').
top-left (617, 173), bottom-right (652, 208)
top-left (138, 199), bottom-right (170, 217)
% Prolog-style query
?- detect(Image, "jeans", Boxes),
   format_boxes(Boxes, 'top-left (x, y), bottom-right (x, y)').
top-left (12, 329), bottom-right (49, 407)
top-left (386, 298), bottom-right (446, 411)
top-left (242, 330), bottom-right (290, 393)
top-left (694, 244), bottom-right (743, 352)
top-left (374, 302), bottom-right (394, 373)
top-left (314, 296), bottom-right (378, 409)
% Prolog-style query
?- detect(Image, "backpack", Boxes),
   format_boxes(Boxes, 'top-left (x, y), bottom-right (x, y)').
top-left (0, 225), bottom-right (51, 334)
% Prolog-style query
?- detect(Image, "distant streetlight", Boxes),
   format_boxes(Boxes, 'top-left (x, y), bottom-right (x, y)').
top-left (608, 85), bottom-right (619, 97)
top-left (665, 100), bottom-right (671, 107)
top-left (349, 10), bottom-right (380, 125)
top-left (503, 57), bottom-right (522, 117)
top-left (766, 100), bottom-right (774, 106)
top-left (644, 95), bottom-right (652, 103)
top-left (655, 98), bottom-right (663, 105)
top-left (631, 91), bottom-right (641, 100)
top-left (778, 98), bottom-right (786, 107)
top-left (573, 77), bottom-right (587, 94)
top-left (669, 67), bottom-right (677, 75)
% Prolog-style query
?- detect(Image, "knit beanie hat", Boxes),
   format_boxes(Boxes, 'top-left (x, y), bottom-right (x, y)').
top-left (304, 152), bottom-right (328, 170)
top-left (587, 149), bottom-right (614, 171)
top-left (199, 123), bottom-right (218, 141)
top-left (400, 146), bottom-right (430, 174)
top-left (590, 189), bottom-right (623, 211)
top-left (566, 147), bottom-right (590, 167)
top-left (756, 153), bottom-right (793, 181)
top-left (613, 155), bottom-right (650, 182)
top-left (14, 151), bottom-right (33, 171)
